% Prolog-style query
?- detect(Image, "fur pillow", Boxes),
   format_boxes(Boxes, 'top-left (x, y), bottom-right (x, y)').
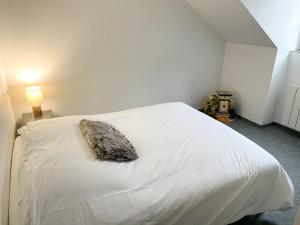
top-left (79, 119), bottom-right (138, 162)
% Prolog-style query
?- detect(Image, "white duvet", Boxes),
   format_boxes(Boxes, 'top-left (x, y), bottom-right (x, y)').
top-left (18, 102), bottom-right (294, 225)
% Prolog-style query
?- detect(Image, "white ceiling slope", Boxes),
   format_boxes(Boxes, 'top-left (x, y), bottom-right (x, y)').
top-left (186, 0), bottom-right (275, 48)
top-left (242, 0), bottom-right (300, 51)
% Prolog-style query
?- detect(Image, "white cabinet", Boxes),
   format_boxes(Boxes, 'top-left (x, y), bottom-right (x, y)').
top-left (296, 114), bottom-right (300, 131)
top-left (283, 52), bottom-right (300, 132)
top-left (285, 85), bottom-right (300, 131)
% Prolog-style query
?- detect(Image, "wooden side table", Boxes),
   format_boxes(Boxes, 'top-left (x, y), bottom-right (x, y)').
top-left (22, 110), bottom-right (53, 126)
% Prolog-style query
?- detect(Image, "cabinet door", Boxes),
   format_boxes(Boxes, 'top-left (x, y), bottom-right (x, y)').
top-left (284, 86), bottom-right (298, 127)
top-left (293, 91), bottom-right (300, 131)
top-left (296, 115), bottom-right (300, 131)
top-left (288, 88), bottom-right (300, 129)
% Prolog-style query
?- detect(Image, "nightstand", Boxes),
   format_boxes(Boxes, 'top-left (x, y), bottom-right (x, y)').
top-left (22, 110), bottom-right (54, 126)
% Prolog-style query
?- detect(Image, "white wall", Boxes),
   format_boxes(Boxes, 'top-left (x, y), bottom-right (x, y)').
top-left (0, 63), bottom-right (15, 225)
top-left (259, 50), bottom-right (289, 124)
top-left (187, 0), bottom-right (300, 125)
top-left (221, 43), bottom-right (276, 125)
top-left (285, 52), bottom-right (300, 86)
top-left (1, 0), bottom-right (225, 120)
top-left (241, 0), bottom-right (300, 125)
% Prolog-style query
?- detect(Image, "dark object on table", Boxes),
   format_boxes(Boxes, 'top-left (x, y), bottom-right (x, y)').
top-left (22, 110), bottom-right (53, 126)
top-left (229, 109), bottom-right (236, 119)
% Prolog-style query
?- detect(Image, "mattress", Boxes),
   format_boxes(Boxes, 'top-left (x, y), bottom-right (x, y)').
top-left (15, 102), bottom-right (294, 225)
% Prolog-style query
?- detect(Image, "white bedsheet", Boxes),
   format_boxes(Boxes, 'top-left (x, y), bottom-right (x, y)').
top-left (17, 102), bottom-right (294, 225)
top-left (9, 136), bottom-right (23, 225)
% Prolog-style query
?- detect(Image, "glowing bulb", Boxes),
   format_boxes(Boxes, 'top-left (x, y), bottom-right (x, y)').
top-left (19, 70), bottom-right (41, 83)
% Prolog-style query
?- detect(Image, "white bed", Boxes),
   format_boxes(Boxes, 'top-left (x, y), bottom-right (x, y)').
top-left (9, 136), bottom-right (23, 225)
top-left (11, 102), bottom-right (294, 225)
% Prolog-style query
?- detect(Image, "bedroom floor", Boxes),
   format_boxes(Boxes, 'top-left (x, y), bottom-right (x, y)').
top-left (228, 119), bottom-right (300, 225)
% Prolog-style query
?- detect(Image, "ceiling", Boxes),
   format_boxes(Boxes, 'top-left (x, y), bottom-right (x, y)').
top-left (185, 0), bottom-right (275, 48)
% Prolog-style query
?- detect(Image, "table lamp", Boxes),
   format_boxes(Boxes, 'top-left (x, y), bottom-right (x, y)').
top-left (25, 86), bottom-right (44, 118)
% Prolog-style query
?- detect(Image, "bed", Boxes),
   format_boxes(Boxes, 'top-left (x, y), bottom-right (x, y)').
top-left (10, 102), bottom-right (294, 225)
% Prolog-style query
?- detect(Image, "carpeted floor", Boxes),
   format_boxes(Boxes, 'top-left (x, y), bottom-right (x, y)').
top-left (228, 119), bottom-right (300, 225)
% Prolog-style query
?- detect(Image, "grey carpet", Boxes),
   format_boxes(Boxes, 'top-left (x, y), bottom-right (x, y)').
top-left (228, 119), bottom-right (300, 225)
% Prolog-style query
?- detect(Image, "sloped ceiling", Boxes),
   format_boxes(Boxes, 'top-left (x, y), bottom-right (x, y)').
top-left (186, 0), bottom-right (275, 48)
top-left (242, 0), bottom-right (300, 50)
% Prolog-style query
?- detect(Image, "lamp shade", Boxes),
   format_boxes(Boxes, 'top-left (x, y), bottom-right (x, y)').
top-left (25, 86), bottom-right (43, 107)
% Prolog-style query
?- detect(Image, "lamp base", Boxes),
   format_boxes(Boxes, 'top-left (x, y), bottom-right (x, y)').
top-left (32, 106), bottom-right (43, 118)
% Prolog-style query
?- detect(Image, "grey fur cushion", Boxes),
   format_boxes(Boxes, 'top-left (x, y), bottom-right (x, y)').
top-left (79, 119), bottom-right (138, 162)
